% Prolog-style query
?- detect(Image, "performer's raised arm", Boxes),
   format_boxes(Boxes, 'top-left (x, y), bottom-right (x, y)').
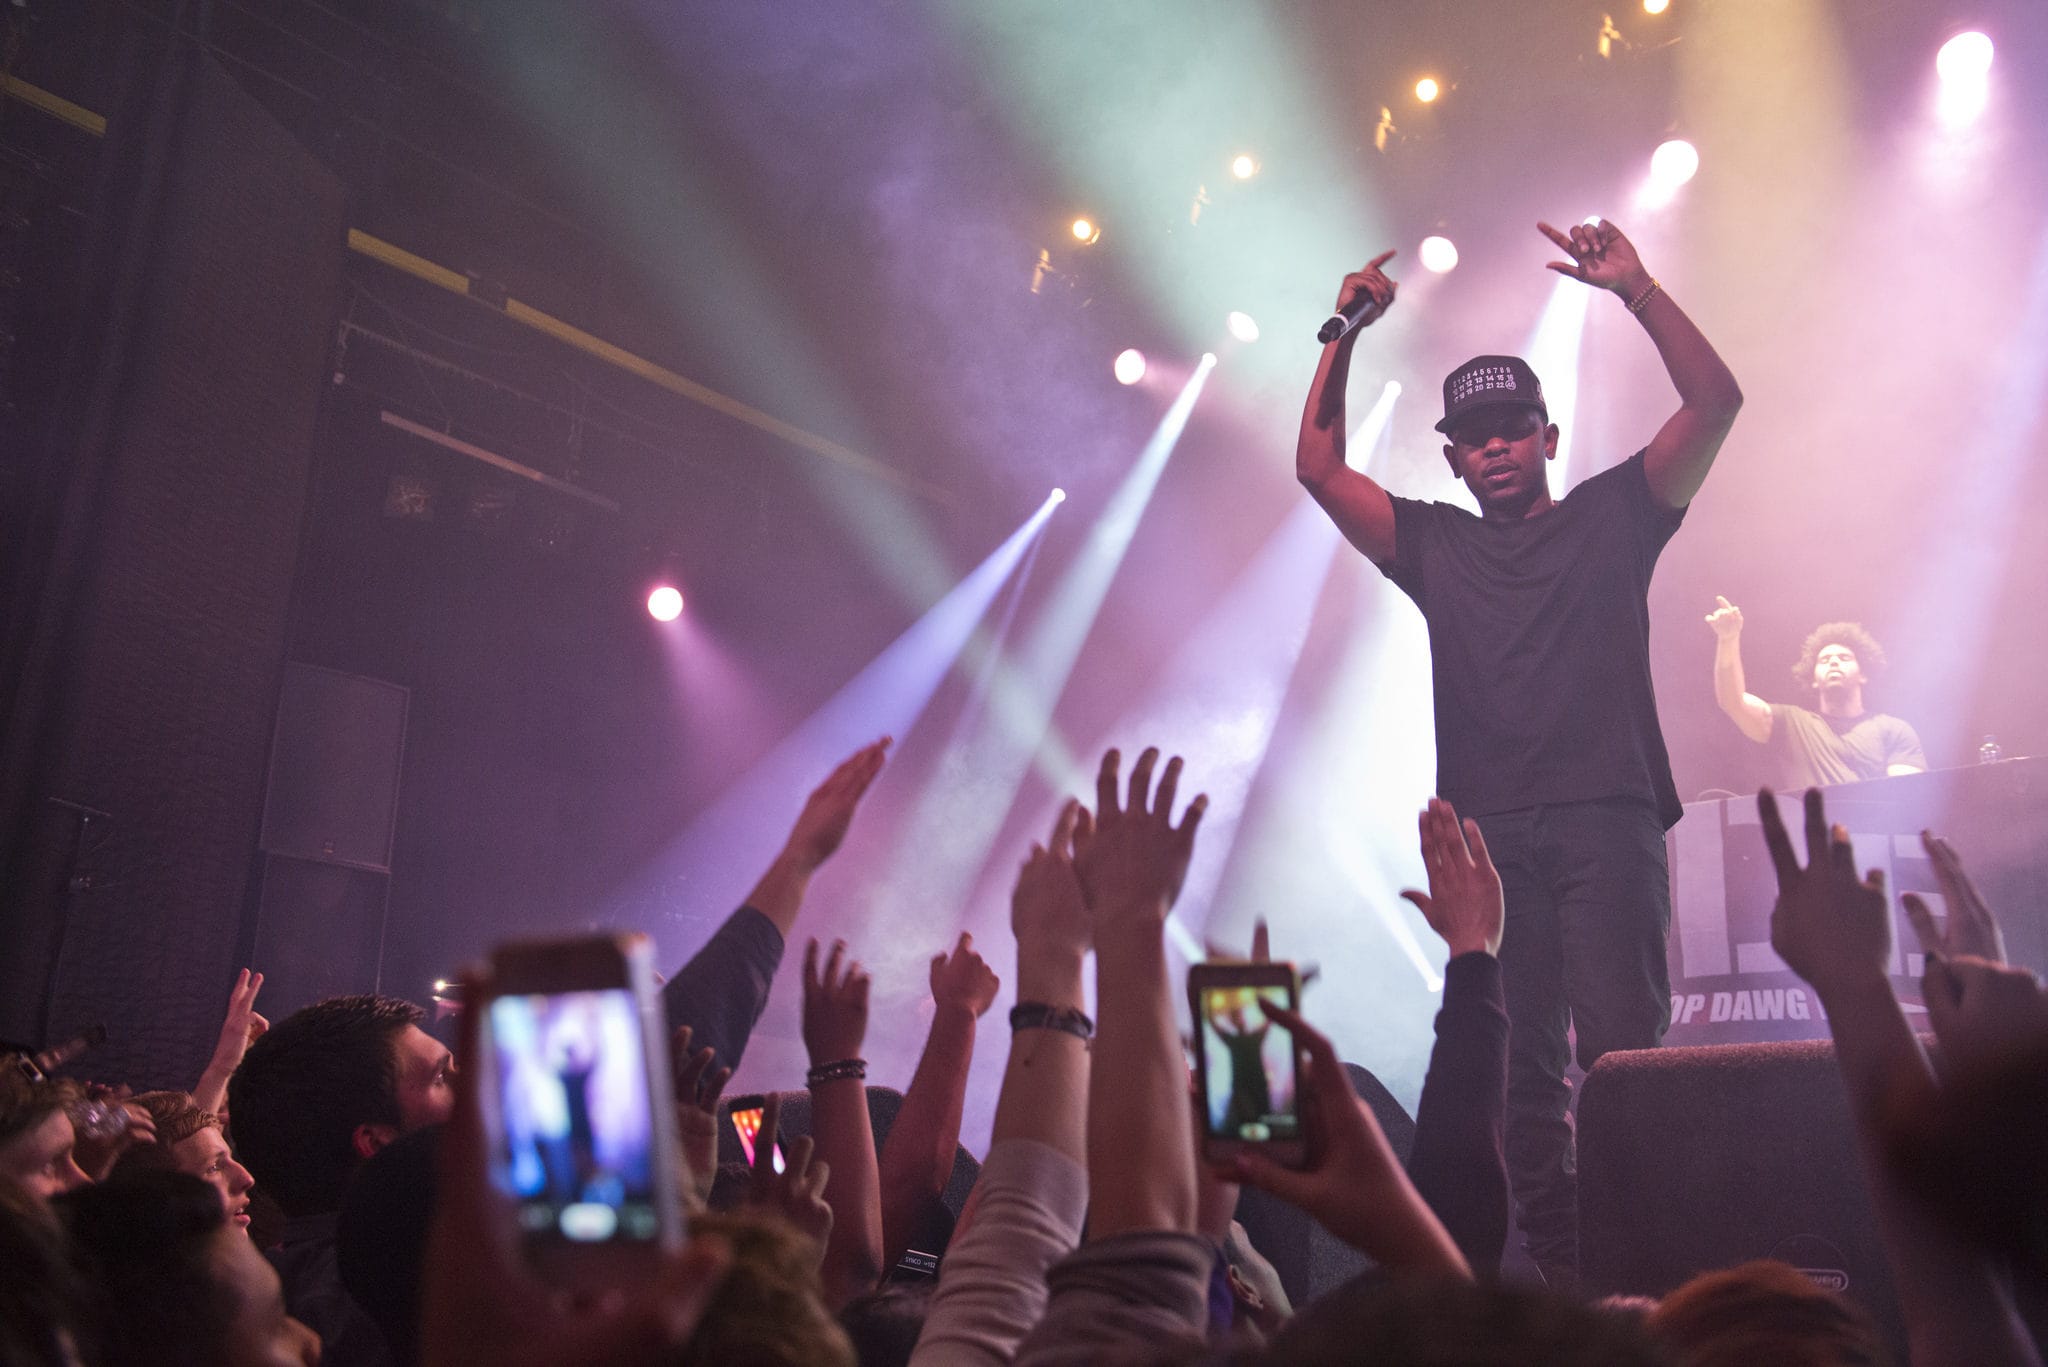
top-left (1539, 220), bottom-right (1743, 509)
top-left (1705, 596), bottom-right (1774, 743)
top-left (1297, 251), bottom-right (1400, 565)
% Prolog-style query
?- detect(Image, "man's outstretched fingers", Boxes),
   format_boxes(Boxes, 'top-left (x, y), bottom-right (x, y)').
top-left (1153, 754), bottom-right (1184, 818)
top-left (1757, 789), bottom-right (1799, 883)
top-left (1128, 747), bottom-right (1161, 811)
top-left (1095, 749), bottom-right (1123, 820)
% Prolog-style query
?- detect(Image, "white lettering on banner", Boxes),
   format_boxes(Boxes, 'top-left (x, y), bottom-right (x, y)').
top-left (1671, 988), bottom-right (1817, 1028)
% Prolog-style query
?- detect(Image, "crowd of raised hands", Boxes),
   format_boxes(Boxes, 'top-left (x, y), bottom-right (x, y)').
top-left (3, 740), bottom-right (2043, 1367)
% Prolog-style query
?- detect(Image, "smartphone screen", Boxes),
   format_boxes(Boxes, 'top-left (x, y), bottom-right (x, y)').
top-left (487, 988), bottom-right (662, 1245)
top-left (1194, 980), bottom-right (1301, 1145)
top-left (726, 1103), bottom-right (786, 1174)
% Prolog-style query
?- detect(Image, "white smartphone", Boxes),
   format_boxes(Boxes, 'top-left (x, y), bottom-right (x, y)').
top-left (479, 932), bottom-right (684, 1288)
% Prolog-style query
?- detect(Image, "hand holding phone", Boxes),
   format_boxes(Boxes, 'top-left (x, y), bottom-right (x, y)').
top-left (1220, 1001), bottom-right (1467, 1277)
top-left (424, 966), bottom-right (731, 1365)
top-left (478, 933), bottom-right (685, 1288)
top-left (1188, 962), bottom-right (1304, 1168)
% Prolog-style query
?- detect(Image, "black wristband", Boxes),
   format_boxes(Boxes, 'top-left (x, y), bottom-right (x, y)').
top-left (805, 1057), bottom-right (867, 1087)
top-left (1009, 1002), bottom-right (1094, 1040)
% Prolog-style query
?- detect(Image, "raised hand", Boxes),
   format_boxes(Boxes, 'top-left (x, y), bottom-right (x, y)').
top-left (1400, 798), bottom-right (1504, 959)
top-left (1704, 595), bottom-right (1744, 639)
top-left (194, 969), bottom-right (269, 1117)
top-left (1225, 1004), bottom-right (1467, 1278)
top-left (1539, 219), bottom-right (1651, 296)
top-left (1012, 799), bottom-right (1093, 963)
top-left (669, 1025), bottom-right (731, 1207)
top-left (801, 939), bottom-right (870, 1065)
top-left (1922, 955), bottom-right (2048, 1080)
top-left (743, 1093), bottom-right (834, 1257)
top-left (1760, 788), bottom-right (1892, 996)
top-left (1072, 747), bottom-right (1208, 925)
top-left (782, 738), bottom-right (891, 872)
top-left (1902, 832), bottom-right (2008, 966)
top-left (1330, 250), bottom-right (1399, 331)
top-left (929, 932), bottom-right (1000, 1021)
top-left (423, 974), bottom-right (731, 1367)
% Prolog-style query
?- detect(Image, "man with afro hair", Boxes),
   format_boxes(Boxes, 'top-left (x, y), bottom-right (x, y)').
top-left (1706, 598), bottom-right (1926, 789)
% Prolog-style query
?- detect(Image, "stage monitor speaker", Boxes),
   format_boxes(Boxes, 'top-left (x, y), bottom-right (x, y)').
top-left (248, 855), bottom-right (391, 1015)
top-left (259, 663), bottom-right (408, 871)
top-left (1578, 1041), bottom-right (1905, 1354)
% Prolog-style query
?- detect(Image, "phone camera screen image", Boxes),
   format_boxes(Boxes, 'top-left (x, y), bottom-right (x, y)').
top-left (727, 1106), bottom-right (785, 1174)
top-left (1198, 985), bottom-right (1300, 1142)
top-left (488, 989), bottom-right (659, 1244)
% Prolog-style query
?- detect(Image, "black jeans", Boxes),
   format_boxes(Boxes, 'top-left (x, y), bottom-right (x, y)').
top-left (1475, 798), bottom-right (1671, 1272)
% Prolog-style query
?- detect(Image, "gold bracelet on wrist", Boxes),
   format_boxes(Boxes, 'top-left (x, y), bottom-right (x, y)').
top-left (1625, 278), bottom-right (1663, 315)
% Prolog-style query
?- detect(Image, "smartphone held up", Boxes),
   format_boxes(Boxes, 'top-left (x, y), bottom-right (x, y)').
top-left (1188, 961), bottom-right (1305, 1167)
top-left (477, 932), bottom-right (685, 1287)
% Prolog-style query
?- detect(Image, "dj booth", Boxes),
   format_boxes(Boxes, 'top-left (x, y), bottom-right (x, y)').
top-left (1663, 756), bottom-right (2048, 1045)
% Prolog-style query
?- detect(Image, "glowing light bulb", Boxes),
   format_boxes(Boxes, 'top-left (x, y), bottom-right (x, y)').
top-left (1071, 217), bottom-right (1097, 243)
top-left (1114, 349), bottom-right (1147, 385)
top-left (1050, 488), bottom-right (1067, 504)
top-left (1226, 311), bottom-right (1260, 342)
top-left (1936, 30), bottom-right (1993, 83)
top-left (1231, 154), bottom-right (1258, 179)
top-left (647, 586), bottom-right (683, 621)
top-left (1643, 0), bottom-right (1669, 14)
top-left (1419, 235), bottom-right (1459, 273)
top-left (1649, 138), bottom-right (1700, 189)
top-left (1415, 77), bottom-right (1441, 103)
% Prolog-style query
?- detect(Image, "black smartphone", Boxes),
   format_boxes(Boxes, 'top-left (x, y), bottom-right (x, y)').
top-left (1187, 961), bottom-right (1305, 1167)
top-left (724, 1095), bottom-right (786, 1174)
top-left (479, 932), bottom-right (684, 1287)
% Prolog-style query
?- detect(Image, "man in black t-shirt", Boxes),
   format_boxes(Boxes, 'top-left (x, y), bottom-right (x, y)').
top-left (1295, 222), bottom-right (1743, 1286)
top-left (1706, 602), bottom-right (1926, 789)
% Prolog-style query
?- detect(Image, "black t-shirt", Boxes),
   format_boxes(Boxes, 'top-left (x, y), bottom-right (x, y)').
top-left (1382, 451), bottom-right (1687, 827)
top-left (1766, 703), bottom-right (1927, 790)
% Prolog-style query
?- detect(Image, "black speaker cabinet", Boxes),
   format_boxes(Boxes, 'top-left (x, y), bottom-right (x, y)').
top-left (1578, 1040), bottom-right (1905, 1352)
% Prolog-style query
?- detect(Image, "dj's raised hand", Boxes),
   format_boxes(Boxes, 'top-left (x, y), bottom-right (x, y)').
top-left (1539, 219), bottom-right (1651, 297)
top-left (1072, 747), bottom-right (1208, 927)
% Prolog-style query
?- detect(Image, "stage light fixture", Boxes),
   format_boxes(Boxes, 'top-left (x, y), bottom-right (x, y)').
top-left (1071, 217), bottom-right (1101, 244)
top-left (1419, 235), bottom-right (1459, 273)
top-left (1415, 77), bottom-right (1441, 103)
top-left (1650, 138), bottom-right (1700, 189)
top-left (1114, 348), bottom-right (1147, 385)
top-left (1200, 351), bottom-right (1219, 368)
top-left (1050, 488), bottom-right (1067, 504)
top-left (1231, 154), bottom-right (1258, 179)
top-left (1643, 0), bottom-right (1669, 14)
top-left (1936, 30), bottom-right (1993, 83)
top-left (1226, 311), bottom-right (1261, 342)
top-left (647, 585), bottom-right (684, 621)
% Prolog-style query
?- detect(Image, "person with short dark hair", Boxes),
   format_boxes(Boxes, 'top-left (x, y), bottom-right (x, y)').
top-left (1707, 601), bottom-right (1926, 789)
top-left (229, 993), bottom-right (454, 1367)
top-left (1297, 222), bottom-right (1743, 1289)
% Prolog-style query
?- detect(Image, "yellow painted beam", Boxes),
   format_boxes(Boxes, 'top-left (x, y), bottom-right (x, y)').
top-left (347, 229), bottom-right (942, 500)
top-left (1, 75), bottom-right (107, 136)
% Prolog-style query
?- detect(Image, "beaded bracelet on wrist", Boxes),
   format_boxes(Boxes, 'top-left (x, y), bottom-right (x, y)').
top-left (806, 1057), bottom-right (867, 1087)
top-left (1625, 277), bottom-right (1663, 315)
